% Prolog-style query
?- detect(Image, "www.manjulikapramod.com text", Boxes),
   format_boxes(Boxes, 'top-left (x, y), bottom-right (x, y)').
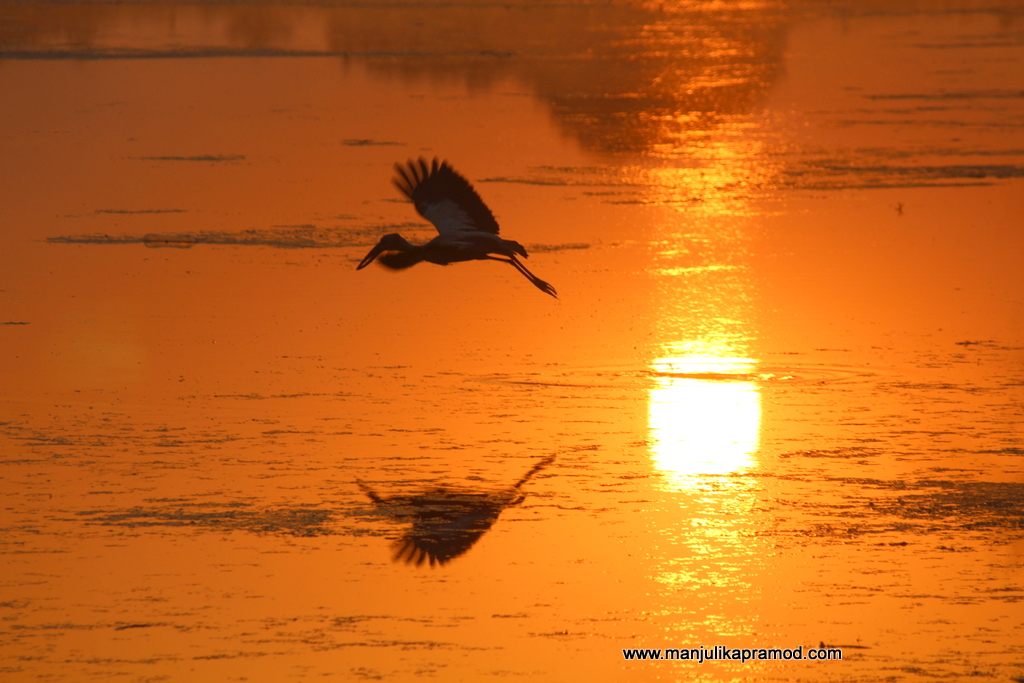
top-left (622, 645), bottom-right (842, 662)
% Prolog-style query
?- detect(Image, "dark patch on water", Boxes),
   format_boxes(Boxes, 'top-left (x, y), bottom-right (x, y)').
top-left (866, 90), bottom-right (1024, 101)
top-left (0, 47), bottom-right (519, 61)
top-left (781, 446), bottom-right (882, 459)
top-left (114, 622), bottom-right (164, 631)
top-left (481, 175), bottom-right (643, 188)
top-left (143, 234), bottom-right (196, 248)
top-left (857, 147), bottom-right (1024, 159)
top-left (139, 154), bottom-right (245, 162)
top-left (526, 243), bottom-right (591, 252)
top-left (486, 158), bottom-right (1024, 201)
top-left (341, 139), bottom-right (403, 146)
top-left (913, 40), bottom-right (1024, 50)
top-left (786, 478), bottom-right (1024, 539)
top-left (210, 391), bottom-right (353, 400)
top-left (875, 480), bottom-right (1024, 529)
top-left (94, 208), bottom-right (186, 215)
top-left (979, 448), bottom-right (1024, 456)
top-left (804, 163), bottom-right (1024, 180)
top-left (46, 227), bottom-right (587, 256)
top-left (46, 224), bottom-right (423, 250)
top-left (77, 502), bottom-right (338, 537)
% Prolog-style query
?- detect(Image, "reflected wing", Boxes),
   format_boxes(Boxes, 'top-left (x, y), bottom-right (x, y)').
top-left (393, 158), bottom-right (500, 236)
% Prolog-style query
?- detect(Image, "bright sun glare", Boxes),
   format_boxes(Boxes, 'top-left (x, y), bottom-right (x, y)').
top-left (647, 354), bottom-right (761, 489)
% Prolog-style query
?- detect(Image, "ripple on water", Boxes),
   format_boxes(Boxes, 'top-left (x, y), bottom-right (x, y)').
top-left (476, 362), bottom-right (882, 389)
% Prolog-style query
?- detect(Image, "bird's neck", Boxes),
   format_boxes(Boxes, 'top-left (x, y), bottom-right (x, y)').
top-left (379, 248), bottom-right (425, 269)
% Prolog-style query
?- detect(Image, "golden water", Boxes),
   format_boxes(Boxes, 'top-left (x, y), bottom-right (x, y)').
top-left (1, 1), bottom-right (1023, 680)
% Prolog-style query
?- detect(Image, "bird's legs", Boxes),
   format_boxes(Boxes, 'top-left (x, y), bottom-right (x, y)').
top-left (485, 255), bottom-right (557, 298)
top-left (509, 254), bottom-right (558, 298)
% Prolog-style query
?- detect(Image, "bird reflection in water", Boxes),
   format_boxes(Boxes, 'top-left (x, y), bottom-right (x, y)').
top-left (357, 455), bottom-right (555, 567)
top-left (357, 158), bottom-right (557, 297)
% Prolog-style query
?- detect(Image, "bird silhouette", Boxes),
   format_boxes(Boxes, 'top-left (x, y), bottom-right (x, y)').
top-left (357, 158), bottom-right (557, 297)
top-left (357, 455), bottom-right (555, 567)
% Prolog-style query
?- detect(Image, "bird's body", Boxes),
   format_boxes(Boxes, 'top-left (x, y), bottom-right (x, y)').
top-left (357, 158), bottom-right (556, 297)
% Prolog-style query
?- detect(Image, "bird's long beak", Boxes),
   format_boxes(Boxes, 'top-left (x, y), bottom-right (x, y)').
top-left (357, 243), bottom-right (385, 270)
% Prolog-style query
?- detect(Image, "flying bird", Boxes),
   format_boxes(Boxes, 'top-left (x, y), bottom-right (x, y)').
top-left (357, 158), bottom-right (557, 297)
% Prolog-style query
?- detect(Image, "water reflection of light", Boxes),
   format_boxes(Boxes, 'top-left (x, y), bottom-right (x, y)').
top-left (648, 354), bottom-right (761, 490)
top-left (640, 114), bottom-right (768, 492)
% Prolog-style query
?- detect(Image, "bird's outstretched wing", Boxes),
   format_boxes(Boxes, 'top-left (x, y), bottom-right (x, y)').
top-left (393, 158), bottom-right (500, 236)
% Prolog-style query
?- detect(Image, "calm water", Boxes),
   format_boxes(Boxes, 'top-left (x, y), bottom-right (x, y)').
top-left (1, 1), bottom-right (1023, 681)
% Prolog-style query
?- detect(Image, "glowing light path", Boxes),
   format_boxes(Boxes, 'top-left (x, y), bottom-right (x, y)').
top-left (647, 354), bottom-right (761, 490)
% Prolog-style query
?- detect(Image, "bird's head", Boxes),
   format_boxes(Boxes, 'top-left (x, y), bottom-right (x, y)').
top-left (356, 233), bottom-right (414, 270)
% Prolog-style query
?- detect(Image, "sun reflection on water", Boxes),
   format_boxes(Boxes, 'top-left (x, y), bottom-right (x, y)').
top-left (648, 354), bottom-right (761, 490)
top-left (639, 108), bottom-right (769, 492)
top-left (630, 32), bottom-right (775, 603)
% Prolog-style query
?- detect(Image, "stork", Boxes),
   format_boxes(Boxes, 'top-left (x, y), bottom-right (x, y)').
top-left (356, 158), bottom-right (557, 298)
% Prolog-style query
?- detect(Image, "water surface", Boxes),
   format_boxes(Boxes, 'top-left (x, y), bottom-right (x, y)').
top-left (1, 1), bottom-right (1023, 681)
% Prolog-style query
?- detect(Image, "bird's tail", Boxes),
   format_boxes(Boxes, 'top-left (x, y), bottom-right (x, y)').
top-left (379, 251), bottom-right (425, 269)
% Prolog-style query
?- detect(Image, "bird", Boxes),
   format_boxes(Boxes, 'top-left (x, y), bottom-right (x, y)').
top-left (356, 454), bottom-right (555, 567)
top-left (356, 158), bottom-right (557, 297)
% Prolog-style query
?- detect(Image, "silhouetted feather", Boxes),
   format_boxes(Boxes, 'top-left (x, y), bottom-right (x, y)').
top-left (393, 157), bottom-right (500, 235)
